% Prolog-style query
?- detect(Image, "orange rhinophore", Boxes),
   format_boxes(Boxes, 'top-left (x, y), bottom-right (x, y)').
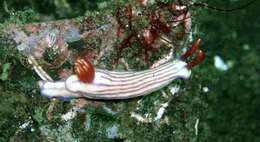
top-left (187, 50), bottom-right (204, 69)
top-left (181, 38), bottom-right (201, 60)
top-left (74, 56), bottom-right (95, 83)
top-left (180, 39), bottom-right (204, 69)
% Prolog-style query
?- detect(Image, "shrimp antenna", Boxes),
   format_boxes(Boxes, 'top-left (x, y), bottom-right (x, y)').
top-left (192, 0), bottom-right (257, 12)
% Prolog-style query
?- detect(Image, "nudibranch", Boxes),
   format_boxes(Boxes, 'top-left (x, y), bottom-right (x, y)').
top-left (38, 39), bottom-right (203, 100)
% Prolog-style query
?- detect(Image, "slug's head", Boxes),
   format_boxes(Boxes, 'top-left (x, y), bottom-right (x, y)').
top-left (73, 55), bottom-right (95, 83)
top-left (181, 38), bottom-right (204, 69)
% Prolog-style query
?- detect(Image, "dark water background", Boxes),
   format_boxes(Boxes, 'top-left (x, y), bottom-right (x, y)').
top-left (197, 0), bottom-right (260, 141)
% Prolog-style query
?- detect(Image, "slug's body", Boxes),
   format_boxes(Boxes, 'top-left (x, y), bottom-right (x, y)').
top-left (40, 60), bottom-right (190, 100)
top-left (39, 39), bottom-right (203, 100)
